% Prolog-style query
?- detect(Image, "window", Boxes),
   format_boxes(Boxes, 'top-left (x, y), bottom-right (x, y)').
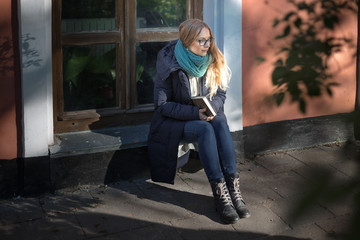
top-left (53, 0), bottom-right (203, 133)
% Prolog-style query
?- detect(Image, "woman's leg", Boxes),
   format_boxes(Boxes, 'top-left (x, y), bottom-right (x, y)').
top-left (182, 120), bottom-right (239, 224)
top-left (210, 115), bottom-right (251, 218)
top-left (210, 115), bottom-right (237, 175)
top-left (182, 120), bottom-right (223, 181)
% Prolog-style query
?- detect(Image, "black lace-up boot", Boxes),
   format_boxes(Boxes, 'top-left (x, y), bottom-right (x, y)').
top-left (225, 173), bottom-right (251, 218)
top-left (210, 178), bottom-right (239, 224)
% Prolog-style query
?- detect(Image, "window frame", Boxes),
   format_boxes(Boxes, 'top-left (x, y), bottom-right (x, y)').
top-left (52, 0), bottom-right (203, 133)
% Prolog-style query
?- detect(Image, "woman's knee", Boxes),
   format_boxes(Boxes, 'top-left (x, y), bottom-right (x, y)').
top-left (211, 116), bottom-right (229, 132)
top-left (183, 120), bottom-right (214, 139)
top-left (199, 121), bottom-right (215, 137)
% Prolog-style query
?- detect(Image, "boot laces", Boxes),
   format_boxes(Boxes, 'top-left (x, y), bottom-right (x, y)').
top-left (216, 182), bottom-right (233, 207)
top-left (231, 177), bottom-right (245, 202)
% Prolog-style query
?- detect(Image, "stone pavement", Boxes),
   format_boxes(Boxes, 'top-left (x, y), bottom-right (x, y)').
top-left (0, 143), bottom-right (359, 240)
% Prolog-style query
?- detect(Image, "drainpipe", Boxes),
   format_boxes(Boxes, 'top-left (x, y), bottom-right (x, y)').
top-left (355, 6), bottom-right (360, 140)
top-left (12, 0), bottom-right (24, 196)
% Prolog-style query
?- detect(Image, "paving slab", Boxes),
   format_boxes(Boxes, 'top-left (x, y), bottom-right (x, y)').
top-left (40, 190), bottom-right (99, 214)
top-left (260, 171), bottom-right (307, 199)
top-left (231, 204), bottom-right (291, 237)
top-left (254, 153), bottom-right (308, 174)
top-left (0, 144), bottom-right (358, 240)
top-left (316, 190), bottom-right (357, 217)
top-left (74, 188), bottom-right (194, 238)
top-left (177, 169), bottom-right (213, 196)
top-left (278, 223), bottom-right (331, 240)
top-left (89, 223), bottom-right (184, 240)
top-left (242, 160), bottom-right (274, 183)
top-left (319, 144), bottom-right (360, 178)
top-left (0, 216), bottom-right (84, 240)
top-left (75, 208), bottom-right (153, 238)
top-left (169, 215), bottom-right (240, 240)
top-left (0, 198), bottom-right (42, 224)
top-left (236, 170), bottom-right (281, 206)
top-left (287, 147), bottom-right (342, 168)
top-left (263, 194), bottom-right (335, 229)
top-left (315, 214), bottom-right (353, 238)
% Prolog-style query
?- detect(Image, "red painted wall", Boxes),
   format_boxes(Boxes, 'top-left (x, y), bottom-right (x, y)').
top-left (0, 0), bottom-right (21, 159)
top-left (242, 0), bottom-right (357, 127)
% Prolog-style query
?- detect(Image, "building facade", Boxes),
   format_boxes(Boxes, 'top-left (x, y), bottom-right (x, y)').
top-left (0, 0), bottom-right (357, 196)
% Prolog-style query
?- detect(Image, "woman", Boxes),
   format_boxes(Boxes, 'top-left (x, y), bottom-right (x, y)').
top-left (147, 19), bottom-right (250, 224)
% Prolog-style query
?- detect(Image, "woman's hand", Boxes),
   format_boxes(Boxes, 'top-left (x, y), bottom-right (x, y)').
top-left (199, 108), bottom-right (214, 122)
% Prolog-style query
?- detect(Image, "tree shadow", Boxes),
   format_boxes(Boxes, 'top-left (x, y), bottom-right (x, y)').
top-left (0, 187), bottom-right (310, 240)
top-left (261, 0), bottom-right (358, 114)
top-left (285, 140), bottom-right (360, 240)
top-left (250, 5), bottom-right (360, 233)
top-left (112, 178), bottom-right (223, 224)
top-left (21, 33), bottom-right (42, 69)
top-left (0, 36), bottom-right (14, 75)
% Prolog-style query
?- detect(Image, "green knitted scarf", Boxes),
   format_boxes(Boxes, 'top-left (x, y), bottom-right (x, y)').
top-left (174, 40), bottom-right (212, 77)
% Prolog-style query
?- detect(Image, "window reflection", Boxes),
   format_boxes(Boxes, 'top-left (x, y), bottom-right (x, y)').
top-left (136, 0), bottom-right (186, 28)
top-left (136, 42), bottom-right (168, 105)
top-left (61, 0), bottom-right (116, 33)
top-left (63, 44), bottom-right (116, 111)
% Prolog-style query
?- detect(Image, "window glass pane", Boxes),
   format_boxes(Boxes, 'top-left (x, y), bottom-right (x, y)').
top-left (63, 44), bottom-right (117, 111)
top-left (136, 0), bottom-right (187, 28)
top-left (61, 0), bottom-right (116, 33)
top-left (136, 42), bottom-right (168, 105)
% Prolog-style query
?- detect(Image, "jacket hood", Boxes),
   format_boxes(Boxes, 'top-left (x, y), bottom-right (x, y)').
top-left (156, 40), bottom-right (182, 81)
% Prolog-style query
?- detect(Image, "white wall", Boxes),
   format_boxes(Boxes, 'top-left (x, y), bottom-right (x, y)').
top-left (204, 0), bottom-right (243, 132)
top-left (19, 0), bottom-right (53, 157)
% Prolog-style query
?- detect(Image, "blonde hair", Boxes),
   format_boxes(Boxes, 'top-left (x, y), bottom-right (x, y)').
top-left (179, 19), bottom-right (231, 99)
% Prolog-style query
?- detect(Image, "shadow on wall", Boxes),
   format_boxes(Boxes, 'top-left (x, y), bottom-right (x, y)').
top-left (21, 33), bottom-right (42, 69)
top-left (258, 0), bottom-right (358, 114)
top-left (0, 36), bottom-right (14, 75)
top-left (1, 33), bottom-right (43, 72)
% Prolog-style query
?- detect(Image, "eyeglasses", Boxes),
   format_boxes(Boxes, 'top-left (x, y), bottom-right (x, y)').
top-left (197, 38), bottom-right (213, 46)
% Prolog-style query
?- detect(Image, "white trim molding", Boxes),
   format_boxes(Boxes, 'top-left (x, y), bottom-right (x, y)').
top-left (19, 0), bottom-right (53, 157)
top-left (204, 0), bottom-right (243, 132)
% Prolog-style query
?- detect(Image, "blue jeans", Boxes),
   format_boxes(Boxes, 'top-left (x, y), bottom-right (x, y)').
top-left (181, 115), bottom-right (237, 181)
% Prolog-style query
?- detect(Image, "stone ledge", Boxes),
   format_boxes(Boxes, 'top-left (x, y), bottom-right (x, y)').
top-left (49, 124), bottom-right (150, 158)
top-left (243, 113), bottom-right (354, 157)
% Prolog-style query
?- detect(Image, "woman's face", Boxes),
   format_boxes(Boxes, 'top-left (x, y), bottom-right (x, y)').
top-left (188, 27), bottom-right (211, 57)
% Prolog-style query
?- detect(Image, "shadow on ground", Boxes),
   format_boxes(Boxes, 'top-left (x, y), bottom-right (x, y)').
top-left (0, 191), bottom-right (310, 240)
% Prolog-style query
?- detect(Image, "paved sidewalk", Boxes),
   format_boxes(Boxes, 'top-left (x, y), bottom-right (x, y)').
top-left (0, 143), bottom-right (359, 240)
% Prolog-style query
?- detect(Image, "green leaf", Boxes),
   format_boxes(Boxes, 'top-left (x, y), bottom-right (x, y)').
top-left (86, 48), bottom-right (115, 74)
top-left (64, 56), bottom-right (90, 86)
top-left (136, 64), bottom-right (144, 83)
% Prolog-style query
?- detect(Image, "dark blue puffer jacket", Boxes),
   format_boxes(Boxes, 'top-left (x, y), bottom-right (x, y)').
top-left (147, 40), bottom-right (227, 184)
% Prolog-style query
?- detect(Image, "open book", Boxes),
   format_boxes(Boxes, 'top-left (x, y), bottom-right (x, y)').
top-left (191, 96), bottom-right (217, 117)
